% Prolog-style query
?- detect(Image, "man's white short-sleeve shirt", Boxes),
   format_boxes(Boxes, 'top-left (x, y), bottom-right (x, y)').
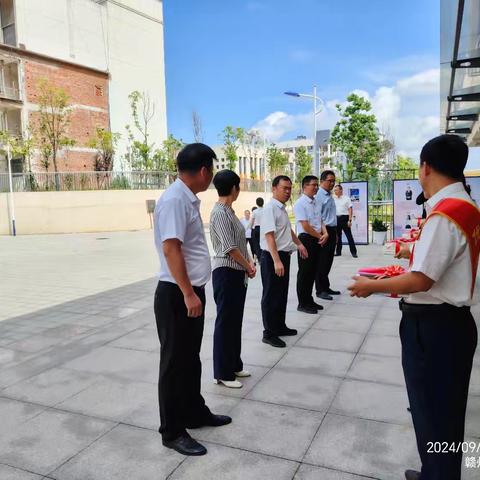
top-left (154, 178), bottom-right (211, 287)
top-left (294, 194), bottom-right (323, 234)
top-left (407, 182), bottom-right (478, 307)
top-left (260, 198), bottom-right (296, 252)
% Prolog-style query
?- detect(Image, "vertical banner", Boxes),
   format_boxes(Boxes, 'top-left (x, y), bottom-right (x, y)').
top-left (393, 179), bottom-right (423, 239)
top-left (393, 177), bottom-right (480, 239)
top-left (340, 181), bottom-right (368, 244)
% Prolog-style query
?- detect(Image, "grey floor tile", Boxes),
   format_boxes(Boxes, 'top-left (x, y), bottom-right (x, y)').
top-left (369, 319), bottom-right (400, 337)
top-left (247, 369), bottom-right (341, 411)
top-left (3, 368), bottom-right (100, 407)
top-left (276, 346), bottom-right (355, 378)
top-left (61, 346), bottom-right (157, 384)
top-left (238, 338), bottom-right (288, 367)
top-left (324, 304), bottom-right (379, 320)
top-left (0, 409), bottom-right (115, 475)
top-left (294, 464), bottom-right (372, 480)
top-left (330, 379), bottom-right (411, 425)
top-left (170, 442), bottom-right (299, 480)
top-left (304, 414), bottom-right (420, 480)
top-left (360, 334), bottom-right (402, 357)
top-left (0, 347), bottom-right (34, 368)
top-left (0, 397), bottom-right (47, 431)
top-left (298, 329), bottom-right (364, 353)
top-left (346, 354), bottom-right (405, 386)
top-left (41, 325), bottom-right (92, 339)
top-left (312, 315), bottom-right (373, 334)
top-left (51, 424), bottom-right (183, 480)
top-left (466, 394), bottom-right (480, 438)
top-left (57, 377), bottom-right (154, 423)
top-left (106, 328), bottom-right (159, 352)
top-left (7, 335), bottom-right (65, 354)
top-left (0, 464), bottom-right (44, 480)
top-left (207, 399), bottom-right (324, 461)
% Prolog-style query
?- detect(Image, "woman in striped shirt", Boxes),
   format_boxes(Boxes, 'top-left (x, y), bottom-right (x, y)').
top-left (210, 170), bottom-right (256, 388)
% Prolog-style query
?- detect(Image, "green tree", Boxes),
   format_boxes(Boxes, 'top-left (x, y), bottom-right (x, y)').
top-left (158, 134), bottom-right (184, 173)
top-left (34, 79), bottom-right (75, 188)
top-left (125, 90), bottom-right (160, 171)
top-left (267, 145), bottom-right (289, 177)
top-left (295, 146), bottom-right (313, 183)
top-left (221, 126), bottom-right (244, 170)
top-left (392, 155), bottom-right (418, 179)
top-left (330, 93), bottom-right (382, 180)
top-left (87, 128), bottom-right (121, 172)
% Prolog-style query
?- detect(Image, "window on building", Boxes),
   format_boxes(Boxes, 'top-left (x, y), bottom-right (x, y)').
top-left (0, 0), bottom-right (16, 46)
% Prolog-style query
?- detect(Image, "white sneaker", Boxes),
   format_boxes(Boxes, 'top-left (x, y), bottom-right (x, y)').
top-left (213, 379), bottom-right (243, 388)
top-left (234, 370), bottom-right (251, 378)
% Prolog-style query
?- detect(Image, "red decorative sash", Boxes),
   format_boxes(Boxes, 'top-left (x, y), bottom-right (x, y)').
top-left (410, 197), bottom-right (480, 298)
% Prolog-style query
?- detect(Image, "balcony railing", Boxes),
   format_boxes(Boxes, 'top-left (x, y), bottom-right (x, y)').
top-left (0, 85), bottom-right (20, 101)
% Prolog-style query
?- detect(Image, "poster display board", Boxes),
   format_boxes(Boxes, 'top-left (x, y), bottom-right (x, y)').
top-left (393, 177), bottom-right (480, 239)
top-left (340, 181), bottom-right (368, 244)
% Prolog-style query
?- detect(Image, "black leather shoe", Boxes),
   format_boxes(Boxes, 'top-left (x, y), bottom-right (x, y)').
top-left (317, 292), bottom-right (333, 300)
top-left (326, 288), bottom-right (341, 295)
top-left (162, 434), bottom-right (207, 456)
top-left (186, 414), bottom-right (232, 429)
top-left (278, 327), bottom-right (298, 336)
top-left (297, 305), bottom-right (317, 314)
top-left (334, 253), bottom-right (341, 256)
top-left (309, 301), bottom-right (324, 311)
top-left (262, 336), bottom-right (286, 348)
top-left (352, 253), bottom-right (358, 258)
top-left (404, 470), bottom-right (420, 480)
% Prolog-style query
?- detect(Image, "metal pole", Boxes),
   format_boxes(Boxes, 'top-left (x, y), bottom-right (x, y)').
top-left (313, 84), bottom-right (319, 176)
top-left (6, 143), bottom-right (16, 236)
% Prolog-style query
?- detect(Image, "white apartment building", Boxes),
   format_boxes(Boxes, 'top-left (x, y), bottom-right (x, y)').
top-left (0, 0), bottom-right (167, 172)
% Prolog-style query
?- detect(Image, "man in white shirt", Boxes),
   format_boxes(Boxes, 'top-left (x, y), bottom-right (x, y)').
top-left (260, 175), bottom-right (308, 348)
top-left (240, 209), bottom-right (254, 260)
top-left (294, 175), bottom-right (328, 314)
top-left (333, 184), bottom-right (358, 257)
top-left (249, 197), bottom-right (264, 261)
top-left (154, 143), bottom-right (231, 456)
top-left (349, 135), bottom-right (479, 480)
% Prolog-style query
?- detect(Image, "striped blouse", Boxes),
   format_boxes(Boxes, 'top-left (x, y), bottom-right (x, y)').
top-left (210, 202), bottom-right (249, 271)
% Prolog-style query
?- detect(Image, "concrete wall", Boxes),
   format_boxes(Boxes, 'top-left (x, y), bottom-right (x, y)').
top-left (0, 189), bottom-right (272, 235)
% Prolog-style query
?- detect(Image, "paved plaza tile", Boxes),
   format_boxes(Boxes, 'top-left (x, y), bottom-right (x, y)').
top-left (0, 239), bottom-right (478, 479)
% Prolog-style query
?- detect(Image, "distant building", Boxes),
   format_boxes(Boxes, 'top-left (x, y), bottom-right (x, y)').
top-left (0, 0), bottom-right (167, 173)
top-left (212, 130), bottom-right (335, 180)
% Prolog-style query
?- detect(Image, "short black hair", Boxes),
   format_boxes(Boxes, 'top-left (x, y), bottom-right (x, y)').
top-left (272, 175), bottom-right (292, 187)
top-left (302, 175), bottom-right (318, 188)
top-left (256, 197), bottom-right (264, 207)
top-left (213, 169), bottom-right (240, 196)
top-left (252, 206), bottom-right (257, 211)
top-left (320, 170), bottom-right (335, 181)
top-left (176, 143), bottom-right (216, 173)
top-left (334, 184), bottom-right (343, 190)
top-left (420, 134), bottom-right (468, 180)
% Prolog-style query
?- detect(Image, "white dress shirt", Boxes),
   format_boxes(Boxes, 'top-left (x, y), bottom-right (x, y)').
top-left (407, 182), bottom-right (478, 307)
top-left (154, 178), bottom-right (211, 287)
top-left (250, 207), bottom-right (263, 228)
top-left (294, 194), bottom-right (323, 234)
top-left (333, 195), bottom-right (353, 216)
top-left (260, 198), bottom-right (297, 252)
top-left (240, 218), bottom-right (252, 238)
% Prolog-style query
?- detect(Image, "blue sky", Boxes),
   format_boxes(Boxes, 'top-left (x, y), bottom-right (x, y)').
top-left (163, 0), bottom-right (480, 169)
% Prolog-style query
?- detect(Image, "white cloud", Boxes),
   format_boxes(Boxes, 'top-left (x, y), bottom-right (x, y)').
top-left (252, 67), bottom-right (442, 160)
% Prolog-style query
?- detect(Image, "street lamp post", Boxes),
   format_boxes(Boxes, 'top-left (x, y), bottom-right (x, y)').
top-left (284, 85), bottom-right (323, 176)
top-left (6, 143), bottom-right (16, 236)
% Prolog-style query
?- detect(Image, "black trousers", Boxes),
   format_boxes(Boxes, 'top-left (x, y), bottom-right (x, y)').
top-left (212, 267), bottom-right (247, 381)
top-left (400, 301), bottom-right (477, 480)
top-left (315, 225), bottom-right (337, 294)
top-left (297, 233), bottom-right (321, 307)
top-left (246, 237), bottom-right (254, 259)
top-left (154, 281), bottom-right (212, 441)
top-left (336, 215), bottom-right (357, 255)
top-left (251, 226), bottom-right (262, 260)
top-left (261, 250), bottom-right (290, 338)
